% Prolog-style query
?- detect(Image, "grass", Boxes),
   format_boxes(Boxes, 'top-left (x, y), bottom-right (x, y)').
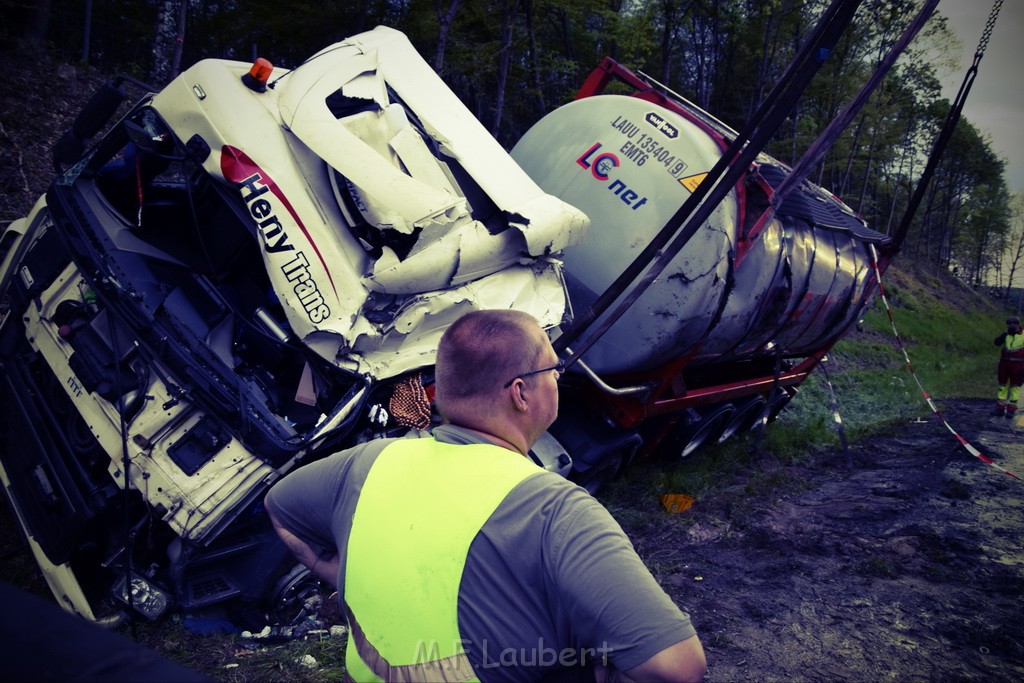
top-left (120, 618), bottom-right (348, 682)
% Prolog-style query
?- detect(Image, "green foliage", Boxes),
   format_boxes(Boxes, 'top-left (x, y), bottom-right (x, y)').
top-left (5, 0), bottom-right (1016, 277)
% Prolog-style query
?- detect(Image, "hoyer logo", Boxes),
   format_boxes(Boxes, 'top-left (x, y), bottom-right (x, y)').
top-left (576, 142), bottom-right (649, 211)
top-left (220, 146), bottom-right (334, 325)
top-left (645, 112), bottom-right (679, 139)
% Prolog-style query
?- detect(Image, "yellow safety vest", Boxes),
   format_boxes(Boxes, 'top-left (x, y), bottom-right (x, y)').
top-left (1002, 333), bottom-right (1024, 360)
top-left (344, 437), bottom-right (541, 682)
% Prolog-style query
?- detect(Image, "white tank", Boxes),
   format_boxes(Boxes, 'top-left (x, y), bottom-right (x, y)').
top-left (513, 94), bottom-right (883, 374)
top-left (512, 95), bottom-right (737, 373)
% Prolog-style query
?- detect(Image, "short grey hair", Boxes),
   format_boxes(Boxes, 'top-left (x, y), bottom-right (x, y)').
top-left (435, 310), bottom-right (544, 414)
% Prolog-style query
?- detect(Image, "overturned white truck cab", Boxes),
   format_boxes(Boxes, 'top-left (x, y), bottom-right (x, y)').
top-left (0, 26), bottom-right (889, 624)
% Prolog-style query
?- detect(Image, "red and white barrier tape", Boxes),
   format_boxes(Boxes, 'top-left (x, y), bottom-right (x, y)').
top-left (819, 358), bottom-right (851, 467)
top-left (868, 245), bottom-right (1021, 480)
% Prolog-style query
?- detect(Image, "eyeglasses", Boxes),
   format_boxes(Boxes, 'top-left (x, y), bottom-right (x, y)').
top-left (503, 362), bottom-right (565, 389)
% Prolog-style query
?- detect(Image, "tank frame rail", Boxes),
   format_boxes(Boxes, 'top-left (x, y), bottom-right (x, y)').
top-left (578, 349), bottom-right (827, 433)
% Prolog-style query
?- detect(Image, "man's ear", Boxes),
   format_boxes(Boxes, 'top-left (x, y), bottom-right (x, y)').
top-left (508, 379), bottom-right (529, 413)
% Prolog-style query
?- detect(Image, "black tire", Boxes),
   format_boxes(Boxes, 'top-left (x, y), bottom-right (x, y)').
top-left (717, 395), bottom-right (768, 444)
top-left (764, 388), bottom-right (793, 422)
top-left (676, 404), bottom-right (735, 458)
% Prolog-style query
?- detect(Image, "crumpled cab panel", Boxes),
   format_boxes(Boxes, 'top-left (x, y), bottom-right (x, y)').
top-left (0, 27), bottom-right (585, 623)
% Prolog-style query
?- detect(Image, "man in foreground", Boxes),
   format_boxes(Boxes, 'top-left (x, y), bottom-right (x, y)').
top-left (265, 309), bottom-right (706, 682)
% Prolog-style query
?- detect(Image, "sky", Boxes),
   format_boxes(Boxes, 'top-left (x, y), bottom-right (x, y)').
top-left (935, 0), bottom-right (1024, 194)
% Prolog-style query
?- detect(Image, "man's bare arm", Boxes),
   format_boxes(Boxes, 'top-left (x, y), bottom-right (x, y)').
top-left (598, 635), bottom-right (707, 683)
top-left (265, 498), bottom-right (340, 588)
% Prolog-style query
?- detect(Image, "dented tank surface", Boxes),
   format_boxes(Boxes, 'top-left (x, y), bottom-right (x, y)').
top-left (511, 94), bottom-right (889, 374)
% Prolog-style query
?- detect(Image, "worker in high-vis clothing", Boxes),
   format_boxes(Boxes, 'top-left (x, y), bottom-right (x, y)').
top-left (265, 309), bottom-right (706, 683)
top-left (994, 315), bottom-right (1024, 417)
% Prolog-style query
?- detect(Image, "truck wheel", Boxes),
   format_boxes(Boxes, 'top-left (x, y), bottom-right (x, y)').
top-left (263, 562), bottom-right (326, 626)
top-left (746, 388), bottom-right (793, 439)
top-left (676, 404), bottom-right (734, 458)
top-left (716, 396), bottom-right (768, 444)
top-left (229, 561), bottom-right (328, 629)
top-left (764, 388), bottom-right (793, 423)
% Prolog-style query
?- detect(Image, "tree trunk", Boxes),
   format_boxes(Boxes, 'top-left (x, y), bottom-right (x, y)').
top-left (170, 0), bottom-right (188, 78)
top-left (659, 0), bottom-right (678, 84)
top-left (550, 8), bottom-right (574, 61)
top-left (839, 113), bottom-right (865, 198)
top-left (490, 0), bottom-right (521, 136)
top-left (24, 0), bottom-right (52, 57)
top-left (433, 0), bottom-right (462, 71)
top-left (919, 176), bottom-right (940, 263)
top-left (855, 128), bottom-right (878, 215)
top-left (82, 0), bottom-right (92, 65)
top-left (523, 0), bottom-right (545, 114)
top-left (1005, 197), bottom-right (1024, 300)
top-left (883, 119), bottom-right (916, 235)
top-left (150, 0), bottom-right (187, 86)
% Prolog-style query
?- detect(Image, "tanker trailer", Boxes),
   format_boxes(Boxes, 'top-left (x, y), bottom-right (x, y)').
top-left (512, 59), bottom-right (894, 490)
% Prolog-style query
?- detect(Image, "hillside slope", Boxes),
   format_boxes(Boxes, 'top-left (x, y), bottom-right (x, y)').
top-left (763, 256), bottom-right (1006, 454)
top-left (1, 51), bottom-right (112, 225)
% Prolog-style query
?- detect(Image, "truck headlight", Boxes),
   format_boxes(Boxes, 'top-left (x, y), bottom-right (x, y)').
top-left (112, 573), bottom-right (171, 621)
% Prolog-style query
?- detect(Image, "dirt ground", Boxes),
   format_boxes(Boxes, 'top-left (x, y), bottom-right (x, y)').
top-left (617, 398), bottom-right (1023, 682)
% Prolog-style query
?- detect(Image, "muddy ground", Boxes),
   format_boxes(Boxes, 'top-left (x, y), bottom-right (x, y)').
top-left (610, 398), bottom-right (1023, 682)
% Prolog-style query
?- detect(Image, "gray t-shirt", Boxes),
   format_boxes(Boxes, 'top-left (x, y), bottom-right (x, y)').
top-left (264, 425), bottom-right (694, 682)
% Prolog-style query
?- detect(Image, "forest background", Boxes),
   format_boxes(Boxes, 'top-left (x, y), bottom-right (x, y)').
top-left (3, 0), bottom-right (1024, 294)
